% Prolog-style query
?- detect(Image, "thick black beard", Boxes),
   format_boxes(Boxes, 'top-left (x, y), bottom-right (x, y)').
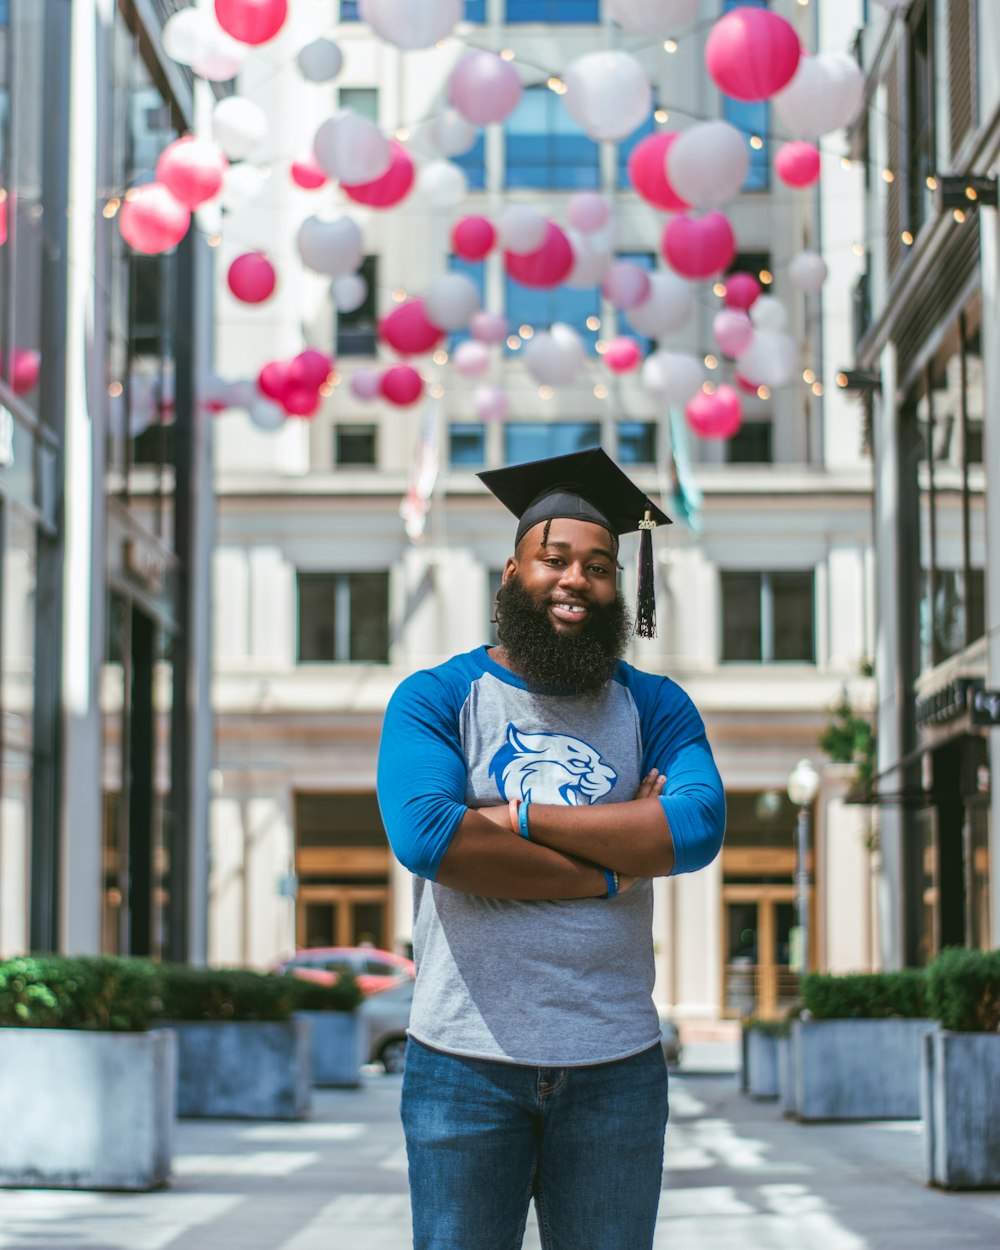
top-left (494, 575), bottom-right (633, 695)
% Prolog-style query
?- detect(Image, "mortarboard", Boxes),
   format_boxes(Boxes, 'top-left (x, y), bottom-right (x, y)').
top-left (477, 448), bottom-right (671, 639)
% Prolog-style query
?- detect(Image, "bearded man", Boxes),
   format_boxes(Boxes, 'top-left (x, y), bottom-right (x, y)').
top-left (377, 448), bottom-right (725, 1250)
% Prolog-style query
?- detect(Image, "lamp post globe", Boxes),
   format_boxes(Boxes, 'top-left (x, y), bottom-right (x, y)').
top-left (786, 758), bottom-right (820, 979)
top-left (787, 757), bottom-right (820, 807)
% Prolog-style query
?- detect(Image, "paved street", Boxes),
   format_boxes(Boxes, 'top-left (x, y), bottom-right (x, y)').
top-left (1, 1063), bottom-right (999, 1250)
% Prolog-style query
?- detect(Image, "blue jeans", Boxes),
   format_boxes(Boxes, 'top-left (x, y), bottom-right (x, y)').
top-left (401, 1038), bottom-right (669, 1250)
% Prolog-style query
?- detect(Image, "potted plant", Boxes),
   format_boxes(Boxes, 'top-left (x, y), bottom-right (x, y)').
top-left (741, 1017), bottom-right (786, 1100)
top-left (285, 975), bottom-right (365, 1087)
top-left (791, 971), bottom-right (934, 1120)
top-left (922, 947), bottom-right (1000, 1189)
top-left (0, 955), bottom-right (174, 1190)
top-left (158, 966), bottom-right (312, 1120)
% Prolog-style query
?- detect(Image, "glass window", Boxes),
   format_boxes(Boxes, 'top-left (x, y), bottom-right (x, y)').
top-left (339, 87), bottom-right (378, 122)
top-left (340, 1), bottom-right (360, 17)
top-left (334, 424), bottom-right (377, 467)
top-left (505, 1), bottom-right (600, 19)
top-left (505, 85), bottom-right (600, 190)
top-left (337, 255), bottom-right (378, 357)
top-left (505, 276), bottom-right (599, 352)
top-left (449, 422), bottom-right (486, 468)
top-left (727, 250), bottom-right (773, 288)
top-left (721, 571), bottom-right (815, 663)
top-left (906, 2), bottom-right (935, 237)
top-left (297, 572), bottom-right (390, 663)
top-left (504, 422), bottom-right (600, 464)
top-left (618, 422), bottom-right (657, 465)
top-left (727, 421), bottom-right (773, 464)
top-left (453, 130), bottom-right (486, 191)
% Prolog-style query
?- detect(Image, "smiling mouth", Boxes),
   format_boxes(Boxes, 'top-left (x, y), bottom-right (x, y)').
top-left (549, 602), bottom-right (590, 624)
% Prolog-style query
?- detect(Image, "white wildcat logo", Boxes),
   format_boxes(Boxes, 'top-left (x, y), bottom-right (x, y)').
top-left (489, 723), bottom-right (617, 806)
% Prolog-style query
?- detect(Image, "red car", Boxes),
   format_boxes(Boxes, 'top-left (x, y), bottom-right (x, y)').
top-left (275, 946), bottom-right (414, 995)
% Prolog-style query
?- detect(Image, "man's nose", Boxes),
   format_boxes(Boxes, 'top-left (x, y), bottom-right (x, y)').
top-left (558, 562), bottom-right (589, 589)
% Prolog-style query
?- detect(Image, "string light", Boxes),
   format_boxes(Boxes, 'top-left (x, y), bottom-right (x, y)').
top-left (750, 135), bottom-right (764, 151)
top-left (757, 385), bottom-right (771, 399)
top-left (539, 385), bottom-right (553, 399)
top-left (926, 175), bottom-right (938, 190)
top-left (319, 381), bottom-right (335, 397)
top-left (547, 76), bottom-right (566, 94)
top-left (108, 381), bottom-right (123, 398)
top-left (429, 382), bottom-right (445, 398)
top-left (519, 325), bottom-right (534, 339)
top-left (882, 169), bottom-right (895, 183)
top-left (507, 335), bottom-right (521, 350)
top-left (852, 242), bottom-right (865, 257)
top-left (586, 315), bottom-right (601, 331)
top-left (713, 281), bottom-right (727, 298)
top-left (841, 157), bottom-right (852, 170)
top-left (663, 39), bottom-right (678, 53)
top-left (595, 339), bottom-right (609, 355)
top-left (103, 198), bottom-right (121, 219)
top-left (392, 288), bottom-right (407, 302)
top-left (433, 349), bottom-right (449, 365)
top-left (704, 354), bottom-right (718, 369)
top-left (953, 209), bottom-right (967, 223)
top-left (803, 369), bottom-right (816, 385)
top-left (395, 127), bottom-right (410, 141)
top-left (654, 109), bottom-right (670, 124)
top-left (759, 269), bottom-right (773, 285)
top-left (594, 384), bottom-right (608, 399)
top-left (901, 230), bottom-right (914, 245)
top-left (207, 234), bottom-right (222, 248)
top-left (500, 48), bottom-right (515, 61)
top-left (811, 381), bottom-right (824, 397)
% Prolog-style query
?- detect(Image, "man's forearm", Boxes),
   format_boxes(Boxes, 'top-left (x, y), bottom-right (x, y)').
top-left (523, 797), bottom-right (675, 877)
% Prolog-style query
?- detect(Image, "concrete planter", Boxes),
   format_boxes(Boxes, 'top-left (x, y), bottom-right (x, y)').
top-left (0, 1027), bottom-right (175, 1191)
top-left (164, 1016), bottom-right (312, 1119)
top-left (299, 1010), bottom-right (364, 1087)
top-left (776, 1034), bottom-right (797, 1116)
top-left (744, 1029), bottom-right (780, 1099)
top-left (922, 1030), bottom-right (1000, 1189)
top-left (792, 1018), bottom-right (936, 1121)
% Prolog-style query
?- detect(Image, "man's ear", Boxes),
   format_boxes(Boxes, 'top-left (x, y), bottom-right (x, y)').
top-left (501, 556), bottom-right (517, 584)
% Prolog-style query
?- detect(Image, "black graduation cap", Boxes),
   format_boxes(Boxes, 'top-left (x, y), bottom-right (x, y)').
top-left (477, 448), bottom-right (671, 639)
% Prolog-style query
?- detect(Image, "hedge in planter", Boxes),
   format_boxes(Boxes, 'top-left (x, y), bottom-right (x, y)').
top-left (286, 976), bottom-right (365, 1087)
top-left (741, 1018), bottom-right (788, 1100)
top-left (0, 955), bottom-right (175, 1191)
top-left (922, 947), bottom-right (1000, 1189)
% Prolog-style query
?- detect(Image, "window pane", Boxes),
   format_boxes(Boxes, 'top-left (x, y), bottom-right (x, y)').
top-left (348, 572), bottom-right (389, 662)
top-left (506, 0), bottom-right (600, 19)
top-left (504, 422), bottom-right (600, 464)
top-left (335, 424), bottom-right (377, 466)
top-left (298, 574), bottom-right (336, 662)
top-left (727, 421), bottom-right (773, 464)
top-left (771, 573), bottom-right (814, 662)
top-left (618, 421), bottom-right (656, 465)
top-left (337, 255), bottom-right (378, 356)
top-left (453, 130), bottom-right (486, 190)
top-left (449, 422), bottom-right (486, 467)
top-left (339, 1), bottom-right (360, 18)
top-left (504, 275), bottom-right (599, 351)
top-left (340, 87), bottom-right (378, 122)
top-left (464, 1), bottom-right (487, 20)
top-left (505, 85), bottom-right (599, 190)
top-left (721, 573), bottom-right (762, 661)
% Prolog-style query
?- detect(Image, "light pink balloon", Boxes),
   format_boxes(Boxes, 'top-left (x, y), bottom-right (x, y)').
top-left (289, 349), bottom-right (334, 390)
top-left (724, 272), bottom-right (762, 311)
top-left (452, 215), bottom-right (496, 261)
top-left (227, 252), bottom-right (276, 304)
top-left (349, 368), bottom-right (381, 400)
top-left (686, 384), bottom-right (743, 439)
top-left (474, 385), bottom-right (508, 423)
top-left (662, 212), bottom-right (736, 280)
top-left (379, 299), bottom-right (445, 355)
top-left (713, 309), bottom-right (754, 358)
top-left (602, 261), bottom-right (652, 311)
top-left (119, 183), bottom-right (191, 254)
top-left (705, 6), bottom-right (801, 102)
top-left (291, 154), bottom-right (328, 189)
top-left (504, 223), bottom-right (574, 289)
top-left (775, 141), bottom-right (821, 188)
top-left (604, 337), bottom-right (642, 374)
top-left (566, 192), bottom-right (610, 234)
top-left (342, 139), bottom-right (415, 209)
top-left (156, 136), bottom-right (227, 208)
top-left (380, 365), bottom-right (424, 406)
top-left (453, 340), bottom-right (491, 378)
top-left (627, 132), bottom-right (690, 212)
top-left (10, 348), bottom-right (40, 395)
top-left (470, 311), bottom-right (508, 345)
top-left (448, 50), bottom-right (523, 126)
top-left (215, 0), bottom-right (287, 46)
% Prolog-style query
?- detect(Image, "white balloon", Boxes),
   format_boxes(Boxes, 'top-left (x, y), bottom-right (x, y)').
top-left (417, 160), bottom-right (468, 209)
top-left (194, 41), bottom-right (246, 83)
top-left (359, 0), bottom-right (463, 50)
top-left (163, 10), bottom-right (215, 66)
top-left (313, 111), bottom-right (392, 184)
top-left (641, 350), bottom-right (703, 406)
top-left (474, 385), bottom-right (509, 422)
top-left (219, 162), bottom-right (264, 211)
top-left (213, 97), bottom-right (268, 161)
top-left (627, 272), bottom-right (694, 338)
top-left (565, 229), bottom-right (613, 289)
top-left (668, 121), bottom-right (750, 210)
top-left (524, 324), bottom-right (585, 386)
top-left (789, 250), bottom-right (829, 293)
top-left (331, 273), bottom-right (368, 313)
top-left (454, 341), bottom-right (491, 379)
top-left (431, 109), bottom-right (478, 158)
top-left (773, 52), bottom-right (865, 140)
top-left (424, 273), bottom-right (481, 332)
top-left (230, 380), bottom-right (260, 411)
top-left (606, 0), bottom-right (701, 35)
top-left (563, 51), bottom-right (652, 143)
top-left (297, 38), bottom-right (344, 84)
top-left (750, 295), bottom-right (788, 332)
top-left (297, 215), bottom-right (364, 278)
top-left (249, 398), bottom-right (287, 431)
top-left (498, 205), bottom-right (547, 255)
top-left (737, 331), bottom-right (799, 389)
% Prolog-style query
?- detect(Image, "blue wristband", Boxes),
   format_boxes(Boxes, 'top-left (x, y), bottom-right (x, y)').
top-left (518, 800), bottom-right (531, 840)
top-left (602, 868), bottom-right (619, 898)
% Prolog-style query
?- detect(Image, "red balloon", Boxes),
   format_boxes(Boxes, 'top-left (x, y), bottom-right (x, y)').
top-left (734, 372), bottom-right (759, 395)
top-left (604, 337), bottom-right (642, 374)
top-left (156, 137), bottom-right (227, 209)
top-left (10, 348), bottom-right (40, 395)
top-left (228, 252), bottom-right (276, 303)
top-left (118, 183), bottom-right (190, 254)
top-left (379, 299), bottom-right (445, 356)
top-left (705, 7), bottom-right (801, 103)
top-left (257, 359), bottom-right (292, 402)
top-left (289, 348), bottom-right (334, 390)
top-left (686, 385), bottom-right (743, 439)
top-left (504, 222), bottom-right (573, 289)
top-left (380, 365), bottom-right (424, 406)
top-left (290, 154), bottom-right (328, 190)
top-left (724, 272), bottom-right (762, 311)
top-left (775, 141), bottom-right (821, 189)
top-left (452, 215), bottom-right (496, 262)
top-left (627, 132), bottom-right (690, 212)
top-left (342, 140), bottom-right (415, 209)
top-left (0, 195), bottom-right (7, 246)
top-left (282, 385), bottom-right (321, 417)
top-left (662, 213), bottom-right (736, 280)
top-left (214, 0), bottom-right (287, 46)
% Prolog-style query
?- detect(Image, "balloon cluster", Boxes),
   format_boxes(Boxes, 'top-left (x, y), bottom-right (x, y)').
top-left (256, 349), bottom-right (335, 419)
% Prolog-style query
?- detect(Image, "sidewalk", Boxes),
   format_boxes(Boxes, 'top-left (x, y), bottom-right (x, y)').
top-left (1, 1064), bottom-right (998, 1250)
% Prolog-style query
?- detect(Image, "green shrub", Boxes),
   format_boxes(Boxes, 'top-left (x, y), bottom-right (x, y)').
top-left (743, 1016), bottom-right (791, 1037)
top-left (0, 955), bottom-right (159, 1032)
top-left (158, 965), bottom-right (303, 1022)
top-left (283, 973), bottom-right (363, 1013)
top-left (801, 971), bottom-right (929, 1020)
top-left (926, 947), bottom-right (1000, 1032)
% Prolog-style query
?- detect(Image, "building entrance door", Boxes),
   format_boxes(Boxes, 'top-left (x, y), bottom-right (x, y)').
top-left (722, 885), bottom-right (799, 1019)
top-left (296, 885), bottom-right (390, 949)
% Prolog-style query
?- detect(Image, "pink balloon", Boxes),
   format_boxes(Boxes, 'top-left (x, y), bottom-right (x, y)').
top-left (452, 215), bottom-right (496, 262)
top-left (214, 0), bottom-right (287, 46)
top-left (775, 141), bottom-right (821, 188)
top-left (724, 272), bottom-right (762, 311)
top-left (380, 299), bottom-right (445, 356)
top-left (380, 365), bottom-right (424, 406)
top-left (258, 359), bottom-right (292, 402)
top-left (662, 213), bottom-right (736, 280)
top-left (291, 154), bottom-right (328, 190)
top-left (474, 385), bottom-right (508, 423)
top-left (342, 139), bottom-right (415, 209)
top-left (686, 385), bottom-right (743, 439)
top-left (470, 311), bottom-right (508, 345)
top-left (119, 183), bottom-right (190, 254)
top-left (504, 222), bottom-right (573, 289)
top-left (10, 348), bottom-right (40, 395)
top-left (350, 369), bottom-right (382, 401)
top-left (289, 349), bottom-right (334, 390)
top-left (713, 308), bottom-right (754, 358)
top-left (602, 262), bottom-right (652, 312)
top-left (627, 132), bottom-right (690, 212)
top-left (453, 340), bottom-right (491, 378)
top-left (604, 337), bottom-right (642, 374)
top-left (448, 51), bottom-right (522, 126)
top-left (566, 193), bottom-right (610, 234)
top-left (156, 137), bottom-right (227, 209)
top-left (0, 196), bottom-right (7, 246)
top-left (734, 372), bottom-right (759, 395)
top-left (705, 6), bottom-right (801, 103)
top-left (283, 385), bottom-right (321, 417)
top-left (228, 252), bottom-right (277, 303)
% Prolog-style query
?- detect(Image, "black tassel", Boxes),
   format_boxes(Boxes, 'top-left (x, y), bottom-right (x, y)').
top-left (636, 510), bottom-right (656, 639)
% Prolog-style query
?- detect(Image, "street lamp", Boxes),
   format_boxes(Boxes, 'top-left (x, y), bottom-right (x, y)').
top-left (787, 758), bottom-right (820, 980)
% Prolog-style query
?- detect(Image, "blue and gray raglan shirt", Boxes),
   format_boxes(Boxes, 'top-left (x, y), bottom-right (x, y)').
top-left (377, 645), bottom-right (725, 1067)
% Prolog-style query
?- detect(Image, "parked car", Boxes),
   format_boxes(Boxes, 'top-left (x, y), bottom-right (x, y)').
top-left (274, 946), bottom-right (415, 996)
top-left (659, 1013), bottom-right (683, 1069)
top-left (360, 977), bottom-right (414, 1073)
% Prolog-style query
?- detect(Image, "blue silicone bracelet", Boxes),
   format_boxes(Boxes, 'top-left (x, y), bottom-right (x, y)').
top-left (602, 868), bottom-right (618, 898)
top-left (518, 800), bottom-right (531, 840)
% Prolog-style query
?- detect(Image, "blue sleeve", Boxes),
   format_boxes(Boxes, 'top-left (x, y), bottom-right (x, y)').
top-left (619, 667), bottom-right (726, 876)
top-left (376, 664), bottom-right (470, 881)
